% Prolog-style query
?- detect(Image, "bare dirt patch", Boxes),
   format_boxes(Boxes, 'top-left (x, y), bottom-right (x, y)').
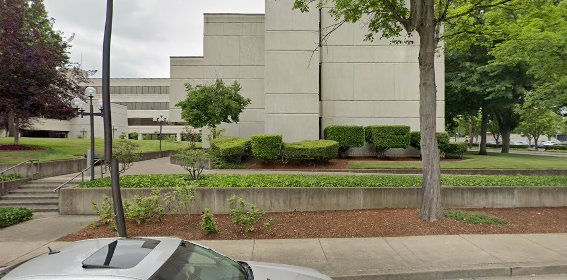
top-left (61, 207), bottom-right (567, 241)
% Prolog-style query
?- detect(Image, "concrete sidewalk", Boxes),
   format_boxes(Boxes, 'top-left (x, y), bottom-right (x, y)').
top-left (0, 213), bottom-right (97, 266)
top-left (3, 230), bottom-right (567, 279)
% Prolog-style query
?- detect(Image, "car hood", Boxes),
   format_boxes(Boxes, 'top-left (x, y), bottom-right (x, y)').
top-left (247, 261), bottom-right (332, 280)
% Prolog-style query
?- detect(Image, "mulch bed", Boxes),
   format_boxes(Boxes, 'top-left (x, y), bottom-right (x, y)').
top-left (0, 144), bottom-right (47, 151)
top-left (60, 207), bottom-right (567, 241)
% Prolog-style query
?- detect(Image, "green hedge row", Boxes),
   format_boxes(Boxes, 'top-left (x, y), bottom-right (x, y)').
top-left (544, 145), bottom-right (567, 151)
top-left (444, 143), bottom-right (468, 159)
top-left (0, 207), bottom-right (33, 228)
top-left (410, 132), bottom-right (452, 154)
top-left (78, 174), bottom-right (567, 189)
top-left (366, 126), bottom-right (410, 156)
top-left (251, 134), bottom-right (283, 162)
top-left (0, 174), bottom-right (23, 182)
top-left (210, 137), bottom-right (251, 162)
top-left (283, 140), bottom-right (339, 162)
top-left (486, 144), bottom-right (529, 149)
top-left (323, 126), bottom-right (365, 153)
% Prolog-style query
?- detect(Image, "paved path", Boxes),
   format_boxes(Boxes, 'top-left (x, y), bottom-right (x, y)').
top-left (0, 212), bottom-right (97, 266)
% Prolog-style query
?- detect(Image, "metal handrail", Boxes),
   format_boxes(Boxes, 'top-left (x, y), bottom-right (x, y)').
top-left (0, 159), bottom-right (39, 177)
top-left (53, 159), bottom-right (102, 192)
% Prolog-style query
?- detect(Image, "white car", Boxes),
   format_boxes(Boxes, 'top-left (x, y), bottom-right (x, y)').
top-left (0, 237), bottom-right (332, 280)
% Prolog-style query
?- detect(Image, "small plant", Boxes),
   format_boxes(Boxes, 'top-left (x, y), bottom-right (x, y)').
top-left (113, 140), bottom-right (140, 173)
top-left (91, 196), bottom-right (116, 230)
top-left (128, 132), bottom-right (139, 140)
top-left (164, 185), bottom-right (196, 214)
top-left (207, 127), bottom-right (225, 142)
top-left (124, 190), bottom-right (165, 225)
top-left (0, 207), bottom-right (33, 228)
top-left (228, 195), bottom-right (266, 233)
top-left (183, 126), bottom-right (202, 149)
top-left (175, 149), bottom-right (209, 180)
top-left (446, 210), bottom-right (506, 225)
top-left (263, 218), bottom-right (276, 234)
top-left (200, 208), bottom-right (219, 234)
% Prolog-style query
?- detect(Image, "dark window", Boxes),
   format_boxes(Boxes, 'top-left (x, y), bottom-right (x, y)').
top-left (82, 239), bottom-right (161, 269)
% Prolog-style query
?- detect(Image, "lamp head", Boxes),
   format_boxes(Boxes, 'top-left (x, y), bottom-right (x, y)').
top-left (84, 87), bottom-right (96, 98)
top-left (71, 97), bottom-right (84, 110)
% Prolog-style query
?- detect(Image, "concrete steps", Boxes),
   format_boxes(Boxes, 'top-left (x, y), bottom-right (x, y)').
top-left (1, 178), bottom-right (80, 213)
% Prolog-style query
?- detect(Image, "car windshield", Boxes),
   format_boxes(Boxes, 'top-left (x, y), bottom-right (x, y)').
top-left (150, 241), bottom-right (247, 280)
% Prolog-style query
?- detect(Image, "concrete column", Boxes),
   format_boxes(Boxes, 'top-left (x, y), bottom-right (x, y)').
top-left (264, 0), bottom-right (320, 142)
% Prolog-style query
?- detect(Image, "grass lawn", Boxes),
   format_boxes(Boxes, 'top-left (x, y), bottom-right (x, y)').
top-left (0, 137), bottom-right (199, 164)
top-left (348, 151), bottom-right (567, 170)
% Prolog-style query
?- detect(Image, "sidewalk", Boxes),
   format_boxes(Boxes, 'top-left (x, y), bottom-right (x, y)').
top-left (2, 220), bottom-right (567, 280)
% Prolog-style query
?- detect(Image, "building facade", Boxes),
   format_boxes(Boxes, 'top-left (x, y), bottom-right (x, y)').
top-left (170, 0), bottom-right (445, 143)
top-left (18, 0), bottom-right (444, 144)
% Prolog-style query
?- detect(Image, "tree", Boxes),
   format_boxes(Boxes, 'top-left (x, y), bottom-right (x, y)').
top-left (293, 0), bottom-right (513, 221)
top-left (515, 94), bottom-right (560, 148)
top-left (488, 117), bottom-right (500, 144)
top-left (0, 0), bottom-right (86, 144)
top-left (176, 79), bottom-right (251, 137)
top-left (112, 140), bottom-right (140, 174)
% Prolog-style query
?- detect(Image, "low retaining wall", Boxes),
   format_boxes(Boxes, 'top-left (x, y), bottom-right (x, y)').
top-left (0, 150), bottom-right (177, 180)
top-left (0, 178), bottom-right (31, 196)
top-left (60, 187), bottom-right (567, 215)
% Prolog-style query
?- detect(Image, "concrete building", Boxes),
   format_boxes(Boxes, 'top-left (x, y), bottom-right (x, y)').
top-left (20, 0), bottom-right (444, 145)
top-left (170, 0), bottom-right (445, 143)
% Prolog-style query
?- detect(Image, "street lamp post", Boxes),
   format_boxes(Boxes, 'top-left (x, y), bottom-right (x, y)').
top-left (71, 87), bottom-right (103, 181)
top-left (153, 113), bottom-right (168, 155)
top-left (112, 124), bottom-right (117, 139)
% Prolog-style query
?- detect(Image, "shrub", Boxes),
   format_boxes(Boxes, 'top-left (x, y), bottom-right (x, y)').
top-left (486, 143), bottom-right (529, 149)
top-left (283, 140), bottom-right (339, 162)
top-left (92, 196), bottom-right (116, 230)
top-left (174, 149), bottom-right (209, 180)
top-left (324, 126), bottom-right (365, 156)
top-left (123, 190), bottom-right (165, 225)
top-left (446, 210), bottom-right (506, 225)
top-left (366, 126), bottom-right (410, 157)
top-left (544, 145), bottom-right (567, 151)
top-left (113, 140), bottom-right (140, 173)
top-left (228, 195), bottom-right (266, 233)
top-left (0, 207), bottom-right (33, 228)
top-left (251, 134), bottom-right (283, 162)
top-left (164, 185), bottom-right (196, 215)
top-left (409, 131), bottom-right (451, 153)
top-left (444, 143), bottom-right (468, 159)
top-left (210, 137), bottom-right (251, 163)
top-left (200, 208), bottom-right (219, 234)
top-left (128, 132), bottom-right (139, 140)
top-left (0, 174), bottom-right (23, 182)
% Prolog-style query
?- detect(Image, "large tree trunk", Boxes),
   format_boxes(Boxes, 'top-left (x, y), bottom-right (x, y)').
top-left (501, 128), bottom-right (511, 153)
top-left (479, 104), bottom-right (488, 155)
top-left (417, 1), bottom-right (443, 222)
top-left (7, 111), bottom-right (20, 145)
top-left (14, 117), bottom-right (20, 145)
top-left (468, 116), bottom-right (473, 149)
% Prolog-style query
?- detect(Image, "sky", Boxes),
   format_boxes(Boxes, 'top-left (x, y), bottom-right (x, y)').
top-left (44, 0), bottom-right (265, 78)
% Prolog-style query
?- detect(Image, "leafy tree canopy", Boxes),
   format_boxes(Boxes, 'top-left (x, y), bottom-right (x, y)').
top-left (176, 79), bottom-right (251, 129)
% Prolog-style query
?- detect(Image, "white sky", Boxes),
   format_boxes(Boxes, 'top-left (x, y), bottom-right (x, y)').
top-left (44, 0), bottom-right (265, 78)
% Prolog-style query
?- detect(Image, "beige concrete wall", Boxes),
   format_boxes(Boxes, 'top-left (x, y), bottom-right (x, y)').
top-left (61, 187), bottom-right (567, 215)
top-left (169, 14), bottom-right (265, 141)
top-left (319, 9), bottom-right (445, 133)
top-left (264, 0), bottom-right (320, 142)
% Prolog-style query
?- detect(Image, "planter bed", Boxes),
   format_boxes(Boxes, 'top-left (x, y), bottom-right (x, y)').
top-left (61, 207), bottom-right (567, 241)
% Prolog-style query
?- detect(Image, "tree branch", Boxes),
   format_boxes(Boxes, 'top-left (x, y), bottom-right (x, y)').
top-left (444, 0), bottom-right (512, 22)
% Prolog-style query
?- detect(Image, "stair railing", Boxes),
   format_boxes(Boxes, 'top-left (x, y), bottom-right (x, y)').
top-left (53, 159), bottom-right (102, 192)
top-left (0, 159), bottom-right (39, 178)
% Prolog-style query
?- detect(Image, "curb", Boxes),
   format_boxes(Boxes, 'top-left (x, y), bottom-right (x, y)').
top-left (329, 263), bottom-right (567, 280)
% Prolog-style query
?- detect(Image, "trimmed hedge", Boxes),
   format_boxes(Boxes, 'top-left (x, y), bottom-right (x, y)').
top-left (210, 137), bottom-right (251, 163)
top-left (486, 144), bottom-right (529, 149)
top-left (283, 140), bottom-right (339, 162)
top-left (324, 126), bottom-right (365, 154)
top-left (251, 134), bottom-right (283, 162)
top-left (409, 131), bottom-right (451, 151)
top-left (0, 174), bottom-right (22, 182)
top-left (366, 126), bottom-right (410, 156)
top-left (545, 145), bottom-right (567, 151)
top-left (444, 142), bottom-right (468, 159)
top-left (0, 207), bottom-right (33, 228)
top-left (79, 174), bottom-right (567, 189)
